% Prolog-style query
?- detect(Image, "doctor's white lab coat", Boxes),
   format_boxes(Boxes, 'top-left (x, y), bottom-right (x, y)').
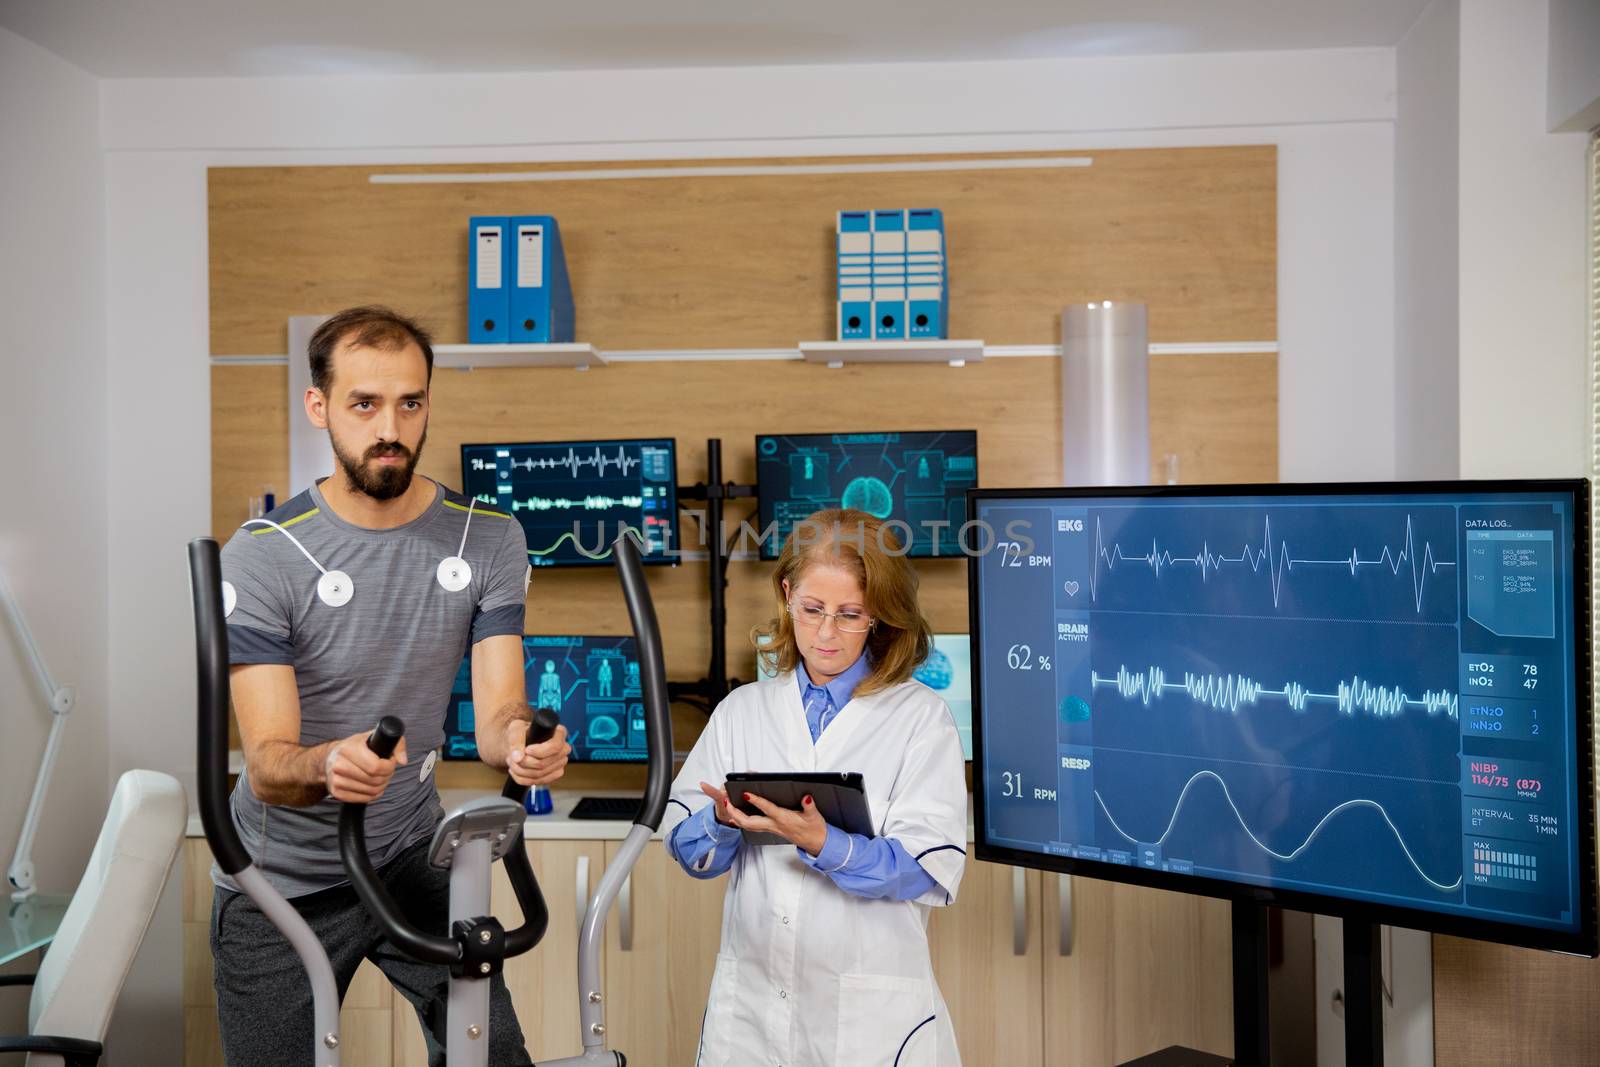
top-left (664, 672), bottom-right (968, 1067)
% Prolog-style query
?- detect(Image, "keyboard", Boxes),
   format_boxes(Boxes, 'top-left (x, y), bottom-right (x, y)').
top-left (568, 796), bottom-right (641, 821)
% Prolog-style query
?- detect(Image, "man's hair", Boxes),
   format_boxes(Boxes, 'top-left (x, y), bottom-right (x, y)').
top-left (307, 306), bottom-right (434, 395)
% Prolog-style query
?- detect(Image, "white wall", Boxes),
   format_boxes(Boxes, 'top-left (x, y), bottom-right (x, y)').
top-left (1547, 0), bottom-right (1600, 132)
top-left (94, 45), bottom-right (1400, 1051)
top-left (1458, 0), bottom-right (1590, 479)
top-left (1394, 0), bottom-right (1461, 481)
top-left (0, 22), bottom-right (110, 1031)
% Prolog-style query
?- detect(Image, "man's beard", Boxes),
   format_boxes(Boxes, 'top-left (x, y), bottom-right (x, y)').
top-left (331, 427), bottom-right (427, 501)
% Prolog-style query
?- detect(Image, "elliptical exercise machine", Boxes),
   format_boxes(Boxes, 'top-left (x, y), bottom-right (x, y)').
top-left (190, 532), bottom-right (673, 1065)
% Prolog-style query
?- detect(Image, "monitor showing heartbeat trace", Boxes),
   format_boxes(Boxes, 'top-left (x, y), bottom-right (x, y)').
top-left (461, 438), bottom-right (678, 567)
top-left (970, 480), bottom-right (1595, 955)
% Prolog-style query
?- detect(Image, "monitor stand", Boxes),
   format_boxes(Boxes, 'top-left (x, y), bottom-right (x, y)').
top-left (1121, 902), bottom-right (1385, 1067)
top-left (1341, 918), bottom-right (1386, 1067)
top-left (672, 437), bottom-right (756, 712)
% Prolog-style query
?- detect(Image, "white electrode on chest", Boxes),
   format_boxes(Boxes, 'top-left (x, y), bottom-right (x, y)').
top-left (437, 556), bottom-right (472, 592)
top-left (436, 498), bottom-right (480, 593)
top-left (317, 570), bottom-right (355, 607)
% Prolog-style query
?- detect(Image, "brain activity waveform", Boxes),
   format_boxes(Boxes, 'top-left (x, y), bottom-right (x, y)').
top-left (1091, 513), bottom-right (1455, 612)
top-left (1095, 770), bottom-right (1462, 893)
top-left (1092, 664), bottom-right (1459, 719)
top-left (507, 446), bottom-right (641, 479)
top-left (507, 495), bottom-right (644, 512)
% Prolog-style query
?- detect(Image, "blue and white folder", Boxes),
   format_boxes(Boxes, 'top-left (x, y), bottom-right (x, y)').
top-left (906, 208), bottom-right (947, 339)
top-left (836, 211), bottom-right (872, 340)
top-left (468, 216), bottom-right (511, 344)
top-left (509, 216), bottom-right (575, 343)
top-left (869, 209), bottom-right (908, 340)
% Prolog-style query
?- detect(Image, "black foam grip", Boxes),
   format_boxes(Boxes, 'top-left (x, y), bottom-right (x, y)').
top-left (528, 705), bottom-right (559, 745)
top-left (500, 707), bottom-right (560, 804)
top-left (366, 716), bottom-right (405, 758)
top-left (189, 538), bottom-right (252, 876)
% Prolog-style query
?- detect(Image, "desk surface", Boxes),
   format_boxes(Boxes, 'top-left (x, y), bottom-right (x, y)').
top-left (2, 894), bottom-right (72, 967)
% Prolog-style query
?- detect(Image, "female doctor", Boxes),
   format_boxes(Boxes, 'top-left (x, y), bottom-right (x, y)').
top-left (664, 507), bottom-right (968, 1067)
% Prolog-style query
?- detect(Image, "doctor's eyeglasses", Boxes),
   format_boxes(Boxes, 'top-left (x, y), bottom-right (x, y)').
top-left (786, 600), bottom-right (874, 633)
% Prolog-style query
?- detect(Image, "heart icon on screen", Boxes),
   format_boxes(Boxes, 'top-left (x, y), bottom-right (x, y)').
top-left (1064, 581), bottom-right (1080, 597)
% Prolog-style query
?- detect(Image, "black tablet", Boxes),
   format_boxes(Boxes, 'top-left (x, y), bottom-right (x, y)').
top-left (724, 771), bottom-right (875, 846)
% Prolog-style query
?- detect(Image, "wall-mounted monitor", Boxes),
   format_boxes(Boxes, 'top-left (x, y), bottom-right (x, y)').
top-left (754, 430), bottom-right (977, 559)
top-left (970, 481), bottom-right (1595, 955)
top-left (444, 635), bottom-right (646, 763)
top-left (460, 438), bottom-right (677, 567)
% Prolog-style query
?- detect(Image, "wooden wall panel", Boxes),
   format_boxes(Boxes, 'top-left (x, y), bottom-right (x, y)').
top-left (208, 147), bottom-right (1276, 356)
top-left (1434, 936), bottom-right (1600, 1066)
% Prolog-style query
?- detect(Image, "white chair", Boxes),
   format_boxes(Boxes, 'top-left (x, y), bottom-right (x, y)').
top-left (0, 769), bottom-right (187, 1066)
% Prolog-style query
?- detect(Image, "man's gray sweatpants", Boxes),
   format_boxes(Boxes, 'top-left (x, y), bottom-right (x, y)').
top-left (210, 839), bottom-right (532, 1066)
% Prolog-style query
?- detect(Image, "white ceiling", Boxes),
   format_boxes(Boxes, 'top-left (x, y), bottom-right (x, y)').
top-left (0, 0), bottom-right (1429, 79)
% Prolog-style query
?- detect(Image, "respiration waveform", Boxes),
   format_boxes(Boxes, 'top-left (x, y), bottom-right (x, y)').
top-left (1094, 770), bottom-right (1462, 893)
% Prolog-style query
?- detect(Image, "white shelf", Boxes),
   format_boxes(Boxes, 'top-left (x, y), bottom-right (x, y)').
top-left (433, 343), bottom-right (604, 370)
top-left (799, 339), bottom-right (985, 368)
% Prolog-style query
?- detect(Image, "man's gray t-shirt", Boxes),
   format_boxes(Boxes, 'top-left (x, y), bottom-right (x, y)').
top-left (216, 479), bottom-right (529, 897)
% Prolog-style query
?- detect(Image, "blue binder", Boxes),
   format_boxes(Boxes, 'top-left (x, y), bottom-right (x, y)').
top-left (836, 211), bottom-right (872, 340)
top-left (870, 209), bottom-right (908, 340)
top-left (509, 216), bottom-right (575, 343)
top-left (906, 208), bottom-right (947, 339)
top-left (468, 217), bottom-right (511, 344)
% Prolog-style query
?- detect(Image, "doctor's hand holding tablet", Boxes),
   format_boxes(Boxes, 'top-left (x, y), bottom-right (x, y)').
top-left (664, 507), bottom-right (969, 1067)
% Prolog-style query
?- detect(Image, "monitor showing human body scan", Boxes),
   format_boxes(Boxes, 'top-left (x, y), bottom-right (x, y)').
top-left (970, 481), bottom-right (1595, 955)
top-left (444, 635), bottom-right (646, 762)
top-left (461, 438), bottom-right (677, 567)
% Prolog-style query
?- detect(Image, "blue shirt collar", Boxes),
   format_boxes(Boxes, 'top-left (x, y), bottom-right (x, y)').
top-left (797, 653), bottom-right (872, 710)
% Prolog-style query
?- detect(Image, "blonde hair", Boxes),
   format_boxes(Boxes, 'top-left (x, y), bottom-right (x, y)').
top-left (752, 508), bottom-right (932, 698)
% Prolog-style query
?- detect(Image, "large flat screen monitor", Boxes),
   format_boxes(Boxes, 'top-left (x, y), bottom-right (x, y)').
top-left (443, 635), bottom-right (646, 762)
top-left (754, 430), bottom-right (977, 559)
top-left (754, 633), bottom-right (974, 759)
top-left (460, 438), bottom-right (677, 567)
top-left (970, 481), bottom-right (1595, 955)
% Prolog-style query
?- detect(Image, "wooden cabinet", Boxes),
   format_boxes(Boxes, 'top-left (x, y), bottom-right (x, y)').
top-left (601, 840), bottom-right (728, 1066)
top-left (1042, 873), bottom-right (1234, 1065)
top-left (928, 860), bottom-right (1045, 1065)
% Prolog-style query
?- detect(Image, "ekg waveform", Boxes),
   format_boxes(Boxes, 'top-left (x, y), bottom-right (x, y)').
top-left (507, 446), bottom-right (642, 479)
top-left (1091, 513), bottom-right (1455, 613)
top-left (1095, 770), bottom-right (1462, 893)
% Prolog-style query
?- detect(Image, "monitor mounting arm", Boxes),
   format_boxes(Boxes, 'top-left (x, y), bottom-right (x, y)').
top-left (1, 565), bottom-right (76, 901)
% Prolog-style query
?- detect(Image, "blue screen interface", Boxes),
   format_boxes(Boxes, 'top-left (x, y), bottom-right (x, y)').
top-left (973, 489), bottom-right (1583, 935)
top-left (756, 430), bottom-right (977, 559)
top-left (461, 439), bottom-right (677, 567)
top-left (443, 636), bottom-right (646, 762)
